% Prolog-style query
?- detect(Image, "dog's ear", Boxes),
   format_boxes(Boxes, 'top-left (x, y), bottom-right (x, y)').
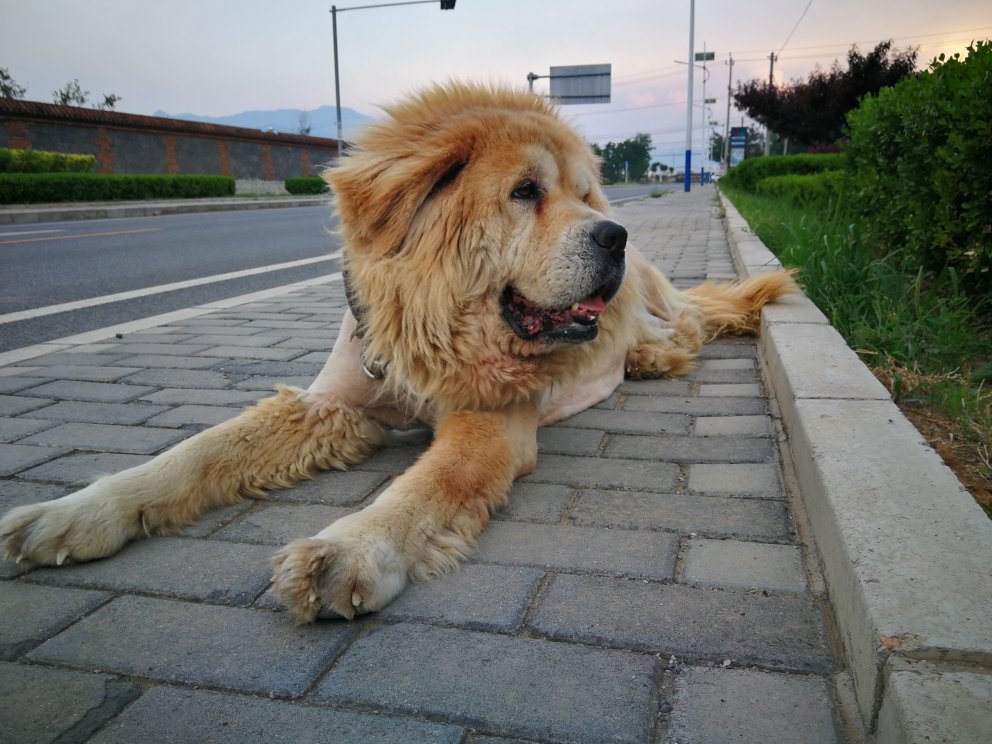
top-left (327, 140), bottom-right (470, 257)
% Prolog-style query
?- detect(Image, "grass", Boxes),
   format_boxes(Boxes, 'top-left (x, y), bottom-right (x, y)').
top-left (721, 184), bottom-right (992, 515)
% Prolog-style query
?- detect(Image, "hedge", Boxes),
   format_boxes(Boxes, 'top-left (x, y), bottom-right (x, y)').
top-left (285, 176), bottom-right (329, 195)
top-left (0, 147), bottom-right (96, 173)
top-left (754, 171), bottom-right (847, 208)
top-left (720, 153), bottom-right (845, 192)
top-left (0, 173), bottom-right (236, 203)
top-left (845, 40), bottom-right (992, 294)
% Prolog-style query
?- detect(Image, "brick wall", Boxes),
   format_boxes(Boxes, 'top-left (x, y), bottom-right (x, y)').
top-left (0, 99), bottom-right (340, 181)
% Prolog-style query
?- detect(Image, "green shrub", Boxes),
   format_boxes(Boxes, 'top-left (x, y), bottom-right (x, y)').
top-left (0, 173), bottom-right (235, 203)
top-left (0, 147), bottom-right (96, 173)
top-left (845, 40), bottom-right (992, 295)
top-left (720, 153), bottom-right (845, 192)
top-left (754, 170), bottom-right (847, 208)
top-left (284, 176), bottom-right (329, 195)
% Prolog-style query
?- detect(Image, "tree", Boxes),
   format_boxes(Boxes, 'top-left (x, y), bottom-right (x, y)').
top-left (1, 67), bottom-right (27, 99)
top-left (733, 41), bottom-right (918, 147)
top-left (297, 110), bottom-right (312, 135)
top-left (53, 79), bottom-right (89, 106)
top-left (96, 93), bottom-right (122, 111)
top-left (592, 133), bottom-right (653, 183)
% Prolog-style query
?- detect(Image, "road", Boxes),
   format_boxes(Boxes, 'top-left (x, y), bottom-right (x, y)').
top-left (0, 184), bottom-right (666, 354)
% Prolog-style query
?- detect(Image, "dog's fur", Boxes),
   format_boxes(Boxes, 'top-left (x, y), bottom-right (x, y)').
top-left (0, 84), bottom-right (795, 622)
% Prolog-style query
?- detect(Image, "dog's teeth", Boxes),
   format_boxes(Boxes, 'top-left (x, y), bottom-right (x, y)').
top-left (351, 592), bottom-right (362, 607)
top-left (308, 591), bottom-right (318, 604)
top-left (56, 548), bottom-right (69, 566)
top-left (571, 303), bottom-right (579, 311)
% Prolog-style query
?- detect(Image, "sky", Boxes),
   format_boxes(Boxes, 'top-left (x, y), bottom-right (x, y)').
top-left (4, 0), bottom-right (990, 167)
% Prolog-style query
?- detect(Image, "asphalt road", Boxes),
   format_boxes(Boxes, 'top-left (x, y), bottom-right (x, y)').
top-left (0, 183), bottom-right (667, 354)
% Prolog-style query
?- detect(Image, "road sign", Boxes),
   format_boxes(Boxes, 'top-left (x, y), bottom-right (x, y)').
top-left (549, 64), bottom-right (611, 104)
top-left (729, 126), bottom-right (748, 167)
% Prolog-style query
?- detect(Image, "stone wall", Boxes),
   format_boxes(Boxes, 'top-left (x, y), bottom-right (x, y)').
top-left (0, 99), bottom-right (340, 182)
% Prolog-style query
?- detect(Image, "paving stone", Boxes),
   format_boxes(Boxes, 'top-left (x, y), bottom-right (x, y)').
top-left (685, 367), bottom-right (759, 384)
top-left (523, 453), bottom-right (679, 492)
top-left (683, 539), bottom-right (807, 593)
top-left (121, 367), bottom-right (231, 389)
top-left (95, 342), bottom-right (210, 356)
top-left (693, 415), bottom-right (771, 437)
top-left (535, 426), bottom-right (603, 456)
top-left (697, 342), bottom-right (757, 360)
top-left (29, 537), bottom-right (274, 606)
top-left (88, 685), bottom-right (464, 744)
top-left (529, 575), bottom-right (832, 673)
top-left (617, 378), bottom-right (692, 395)
top-left (474, 521), bottom-right (678, 579)
top-left (699, 382), bottom-right (763, 397)
top-left (142, 403), bottom-right (241, 428)
top-left (18, 422), bottom-right (187, 454)
top-left (209, 360), bottom-right (325, 378)
top-left (376, 564), bottom-right (544, 632)
top-left (569, 490), bottom-right (792, 542)
top-left (605, 433), bottom-right (774, 463)
top-left (18, 365), bottom-right (142, 382)
top-left (555, 408), bottom-right (690, 435)
top-left (315, 623), bottom-right (657, 744)
top-left (17, 452), bottom-right (151, 484)
top-left (234, 375), bottom-right (314, 390)
top-left (0, 395), bottom-right (54, 416)
top-left (0, 661), bottom-right (141, 744)
top-left (622, 395), bottom-right (767, 416)
top-left (0, 582), bottom-right (110, 659)
top-left (27, 595), bottom-right (355, 698)
top-left (664, 666), bottom-right (839, 744)
top-left (700, 358), bottom-right (756, 371)
top-left (141, 388), bottom-right (262, 406)
top-left (215, 503), bottom-right (353, 545)
top-left (268, 469), bottom-right (389, 505)
top-left (688, 463), bottom-right (783, 498)
top-left (17, 380), bottom-right (157, 403)
top-left (183, 333), bottom-right (291, 347)
top-left (0, 417), bottom-right (56, 442)
top-left (112, 353), bottom-right (222, 369)
top-left (0, 443), bottom-right (68, 476)
top-left (26, 400), bottom-right (170, 425)
top-left (0, 377), bottom-right (42, 394)
top-left (22, 352), bottom-right (132, 367)
top-left (197, 345), bottom-right (304, 361)
top-left (494, 481), bottom-right (572, 524)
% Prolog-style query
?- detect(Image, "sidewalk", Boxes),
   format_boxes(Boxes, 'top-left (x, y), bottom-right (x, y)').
top-left (0, 194), bottom-right (329, 225)
top-left (0, 188), bottom-right (986, 743)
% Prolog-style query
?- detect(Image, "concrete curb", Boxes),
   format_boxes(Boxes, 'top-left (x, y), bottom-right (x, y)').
top-left (0, 195), bottom-right (330, 225)
top-left (718, 189), bottom-right (992, 743)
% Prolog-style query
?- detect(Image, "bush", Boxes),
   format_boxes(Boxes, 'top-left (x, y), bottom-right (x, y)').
top-left (845, 41), bottom-right (992, 295)
top-left (284, 176), bottom-right (329, 195)
top-left (0, 173), bottom-right (235, 203)
top-left (754, 170), bottom-right (847, 208)
top-left (0, 147), bottom-right (96, 173)
top-left (720, 153), bottom-right (845, 192)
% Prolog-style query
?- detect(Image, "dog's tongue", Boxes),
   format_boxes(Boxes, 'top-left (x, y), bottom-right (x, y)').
top-left (573, 295), bottom-right (607, 315)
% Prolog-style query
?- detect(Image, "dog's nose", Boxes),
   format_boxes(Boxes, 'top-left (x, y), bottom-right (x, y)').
top-left (590, 220), bottom-right (627, 262)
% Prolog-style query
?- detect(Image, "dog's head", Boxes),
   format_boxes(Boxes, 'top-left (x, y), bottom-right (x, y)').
top-left (327, 83), bottom-right (628, 407)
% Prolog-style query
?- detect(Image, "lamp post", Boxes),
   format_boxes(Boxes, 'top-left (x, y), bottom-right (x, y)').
top-left (330, 0), bottom-right (456, 158)
top-left (684, 0), bottom-right (694, 193)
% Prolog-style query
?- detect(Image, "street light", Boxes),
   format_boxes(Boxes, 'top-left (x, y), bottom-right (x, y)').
top-left (330, 0), bottom-right (456, 158)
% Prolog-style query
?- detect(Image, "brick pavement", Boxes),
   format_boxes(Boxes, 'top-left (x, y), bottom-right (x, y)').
top-left (0, 188), bottom-right (846, 743)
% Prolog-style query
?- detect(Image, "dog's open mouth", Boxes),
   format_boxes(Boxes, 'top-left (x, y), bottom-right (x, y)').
top-left (501, 281), bottom-right (619, 343)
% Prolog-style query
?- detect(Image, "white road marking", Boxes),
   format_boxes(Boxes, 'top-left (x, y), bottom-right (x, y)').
top-left (0, 252), bottom-right (342, 326)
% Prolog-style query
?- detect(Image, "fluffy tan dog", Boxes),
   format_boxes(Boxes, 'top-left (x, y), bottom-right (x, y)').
top-left (0, 83), bottom-right (795, 622)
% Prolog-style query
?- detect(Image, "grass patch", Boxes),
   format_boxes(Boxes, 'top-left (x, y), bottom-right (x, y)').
top-left (721, 183), bottom-right (991, 514)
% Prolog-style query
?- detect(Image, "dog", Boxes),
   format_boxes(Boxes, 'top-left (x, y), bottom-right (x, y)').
top-left (0, 83), bottom-right (795, 622)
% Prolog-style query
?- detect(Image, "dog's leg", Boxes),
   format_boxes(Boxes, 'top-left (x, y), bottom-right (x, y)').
top-left (0, 312), bottom-right (390, 567)
top-left (270, 399), bottom-right (539, 622)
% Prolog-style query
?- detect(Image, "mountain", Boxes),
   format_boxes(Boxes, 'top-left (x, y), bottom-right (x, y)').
top-left (151, 105), bottom-right (376, 140)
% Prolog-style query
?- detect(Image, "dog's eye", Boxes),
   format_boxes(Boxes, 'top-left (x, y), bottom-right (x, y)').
top-left (511, 180), bottom-right (542, 201)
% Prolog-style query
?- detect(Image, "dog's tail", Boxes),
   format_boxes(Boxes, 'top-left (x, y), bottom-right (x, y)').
top-left (683, 269), bottom-right (798, 341)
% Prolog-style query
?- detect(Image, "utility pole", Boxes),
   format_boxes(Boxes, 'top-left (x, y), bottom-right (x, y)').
top-left (764, 51), bottom-right (777, 156)
top-left (723, 53), bottom-right (734, 169)
top-left (684, 0), bottom-right (695, 193)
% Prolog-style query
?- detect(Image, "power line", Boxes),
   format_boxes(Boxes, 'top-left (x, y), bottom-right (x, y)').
top-left (779, 0), bottom-right (814, 54)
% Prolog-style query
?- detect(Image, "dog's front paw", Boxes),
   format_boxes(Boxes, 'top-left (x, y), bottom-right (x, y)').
top-left (0, 488), bottom-right (141, 567)
top-left (270, 525), bottom-right (408, 622)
